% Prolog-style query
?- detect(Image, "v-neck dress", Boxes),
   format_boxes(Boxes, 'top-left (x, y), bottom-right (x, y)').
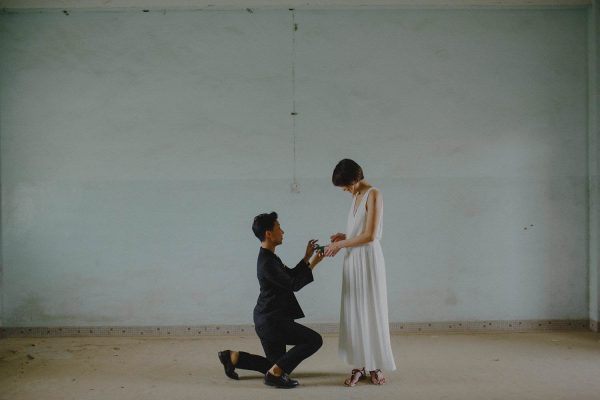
top-left (338, 187), bottom-right (396, 371)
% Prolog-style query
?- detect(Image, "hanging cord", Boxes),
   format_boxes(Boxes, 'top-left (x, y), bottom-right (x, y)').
top-left (290, 9), bottom-right (300, 193)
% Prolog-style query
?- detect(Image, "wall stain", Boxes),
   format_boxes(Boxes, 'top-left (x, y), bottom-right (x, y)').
top-left (9, 294), bottom-right (114, 325)
top-left (445, 291), bottom-right (458, 306)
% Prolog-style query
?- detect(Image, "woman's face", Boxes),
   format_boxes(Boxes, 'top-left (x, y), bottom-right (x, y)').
top-left (341, 181), bottom-right (359, 195)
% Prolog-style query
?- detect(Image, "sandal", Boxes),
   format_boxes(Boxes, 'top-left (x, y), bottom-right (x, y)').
top-left (344, 368), bottom-right (366, 387)
top-left (369, 369), bottom-right (386, 385)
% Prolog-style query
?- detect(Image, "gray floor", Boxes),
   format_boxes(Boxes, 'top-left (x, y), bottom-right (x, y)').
top-left (1, 331), bottom-right (600, 400)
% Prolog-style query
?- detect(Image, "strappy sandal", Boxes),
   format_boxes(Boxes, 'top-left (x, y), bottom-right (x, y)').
top-left (344, 368), bottom-right (366, 387)
top-left (369, 369), bottom-right (386, 385)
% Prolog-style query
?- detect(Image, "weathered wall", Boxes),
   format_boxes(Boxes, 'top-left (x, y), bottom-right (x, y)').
top-left (0, 8), bottom-right (589, 326)
top-left (589, 0), bottom-right (600, 329)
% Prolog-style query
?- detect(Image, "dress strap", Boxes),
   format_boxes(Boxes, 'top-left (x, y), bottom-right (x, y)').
top-left (362, 187), bottom-right (376, 203)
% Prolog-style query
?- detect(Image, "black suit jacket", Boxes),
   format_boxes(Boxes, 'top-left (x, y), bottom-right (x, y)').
top-left (253, 247), bottom-right (314, 326)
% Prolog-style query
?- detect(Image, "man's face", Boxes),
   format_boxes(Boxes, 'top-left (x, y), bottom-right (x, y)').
top-left (267, 221), bottom-right (284, 245)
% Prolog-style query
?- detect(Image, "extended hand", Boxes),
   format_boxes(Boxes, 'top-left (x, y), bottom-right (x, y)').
top-left (324, 241), bottom-right (342, 257)
top-left (330, 232), bottom-right (346, 242)
top-left (304, 239), bottom-right (318, 261)
top-left (310, 250), bottom-right (325, 267)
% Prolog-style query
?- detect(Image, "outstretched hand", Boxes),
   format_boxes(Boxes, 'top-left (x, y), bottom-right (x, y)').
top-left (304, 239), bottom-right (318, 261)
top-left (310, 249), bottom-right (325, 267)
top-left (330, 232), bottom-right (346, 242)
top-left (324, 232), bottom-right (345, 257)
top-left (324, 241), bottom-right (342, 257)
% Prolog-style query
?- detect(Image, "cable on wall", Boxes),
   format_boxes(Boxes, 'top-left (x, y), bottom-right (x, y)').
top-left (290, 8), bottom-right (300, 193)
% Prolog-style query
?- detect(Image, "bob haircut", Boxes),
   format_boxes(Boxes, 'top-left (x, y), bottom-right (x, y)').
top-left (332, 159), bottom-right (364, 187)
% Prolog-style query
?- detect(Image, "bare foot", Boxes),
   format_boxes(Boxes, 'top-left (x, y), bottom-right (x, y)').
top-left (344, 368), bottom-right (366, 387)
top-left (369, 369), bottom-right (386, 385)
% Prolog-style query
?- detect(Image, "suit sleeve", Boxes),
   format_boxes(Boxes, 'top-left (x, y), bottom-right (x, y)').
top-left (262, 258), bottom-right (314, 292)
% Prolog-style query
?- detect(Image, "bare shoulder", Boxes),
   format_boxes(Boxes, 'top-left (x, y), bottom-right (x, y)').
top-left (369, 187), bottom-right (381, 199)
top-left (366, 188), bottom-right (382, 208)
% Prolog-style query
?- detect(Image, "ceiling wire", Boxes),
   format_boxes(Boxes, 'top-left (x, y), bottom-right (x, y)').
top-left (290, 8), bottom-right (300, 193)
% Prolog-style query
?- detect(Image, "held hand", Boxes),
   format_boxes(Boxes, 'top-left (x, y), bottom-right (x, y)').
top-left (324, 241), bottom-right (342, 257)
top-left (330, 232), bottom-right (346, 242)
top-left (310, 250), bottom-right (325, 267)
top-left (304, 239), bottom-right (318, 261)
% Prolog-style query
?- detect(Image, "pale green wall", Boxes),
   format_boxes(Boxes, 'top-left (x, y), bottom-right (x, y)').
top-left (0, 86), bottom-right (2, 327)
top-left (0, 8), bottom-right (589, 326)
top-left (590, 0), bottom-right (600, 327)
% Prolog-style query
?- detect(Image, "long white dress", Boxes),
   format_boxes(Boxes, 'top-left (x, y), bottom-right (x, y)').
top-left (338, 187), bottom-right (396, 371)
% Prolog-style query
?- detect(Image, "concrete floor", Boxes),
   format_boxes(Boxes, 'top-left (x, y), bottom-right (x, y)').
top-left (1, 331), bottom-right (600, 400)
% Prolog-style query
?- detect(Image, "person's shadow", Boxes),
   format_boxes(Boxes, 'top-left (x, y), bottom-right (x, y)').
top-left (238, 371), bottom-right (347, 387)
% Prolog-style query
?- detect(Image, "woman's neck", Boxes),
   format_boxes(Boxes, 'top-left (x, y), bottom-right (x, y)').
top-left (355, 181), bottom-right (371, 196)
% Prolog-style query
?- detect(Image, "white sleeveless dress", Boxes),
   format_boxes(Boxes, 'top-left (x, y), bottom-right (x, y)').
top-left (338, 187), bottom-right (396, 371)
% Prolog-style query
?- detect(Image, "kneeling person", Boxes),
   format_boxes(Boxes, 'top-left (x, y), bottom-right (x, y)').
top-left (218, 212), bottom-right (325, 388)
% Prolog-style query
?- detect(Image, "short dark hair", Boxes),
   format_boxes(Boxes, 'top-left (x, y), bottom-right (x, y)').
top-left (332, 159), bottom-right (364, 187)
top-left (252, 212), bottom-right (278, 241)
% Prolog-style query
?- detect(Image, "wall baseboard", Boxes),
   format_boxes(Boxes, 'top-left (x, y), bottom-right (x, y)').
top-left (0, 319), bottom-right (592, 338)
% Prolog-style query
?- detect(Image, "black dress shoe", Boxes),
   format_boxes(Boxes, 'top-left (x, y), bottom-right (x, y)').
top-left (217, 350), bottom-right (239, 380)
top-left (264, 372), bottom-right (299, 388)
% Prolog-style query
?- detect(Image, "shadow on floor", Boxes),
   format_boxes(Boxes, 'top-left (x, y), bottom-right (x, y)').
top-left (237, 371), bottom-right (348, 387)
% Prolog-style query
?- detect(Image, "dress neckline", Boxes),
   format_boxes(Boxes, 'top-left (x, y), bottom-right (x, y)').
top-left (352, 187), bottom-right (374, 217)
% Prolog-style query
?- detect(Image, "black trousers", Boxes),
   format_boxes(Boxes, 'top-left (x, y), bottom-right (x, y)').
top-left (235, 319), bottom-right (322, 375)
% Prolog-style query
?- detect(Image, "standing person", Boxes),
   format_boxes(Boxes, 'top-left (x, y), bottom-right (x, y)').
top-left (218, 212), bottom-right (325, 388)
top-left (324, 159), bottom-right (396, 386)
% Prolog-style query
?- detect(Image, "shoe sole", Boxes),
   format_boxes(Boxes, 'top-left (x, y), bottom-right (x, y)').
top-left (263, 381), bottom-right (297, 389)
